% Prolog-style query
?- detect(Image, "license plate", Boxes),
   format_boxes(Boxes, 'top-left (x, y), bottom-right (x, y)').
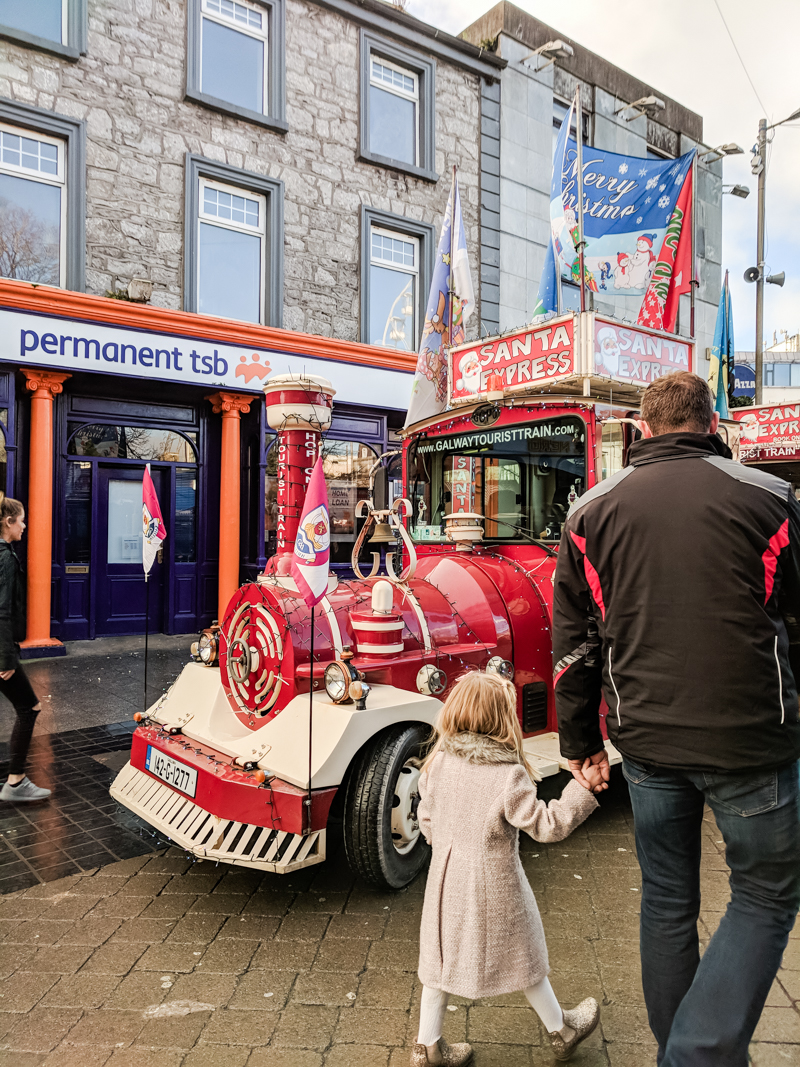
top-left (145, 746), bottom-right (198, 798)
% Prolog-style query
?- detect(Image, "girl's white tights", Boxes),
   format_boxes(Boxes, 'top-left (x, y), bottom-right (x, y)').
top-left (417, 978), bottom-right (564, 1046)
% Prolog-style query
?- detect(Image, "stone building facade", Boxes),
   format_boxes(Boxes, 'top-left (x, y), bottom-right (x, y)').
top-left (462, 2), bottom-right (724, 373)
top-left (0, 0), bottom-right (499, 339)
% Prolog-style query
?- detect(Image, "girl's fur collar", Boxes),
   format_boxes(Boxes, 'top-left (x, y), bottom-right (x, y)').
top-left (441, 732), bottom-right (522, 766)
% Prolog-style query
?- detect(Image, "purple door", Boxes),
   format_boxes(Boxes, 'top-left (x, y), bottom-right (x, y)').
top-left (95, 465), bottom-right (166, 635)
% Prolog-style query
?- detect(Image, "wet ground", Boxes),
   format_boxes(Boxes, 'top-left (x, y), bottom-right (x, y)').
top-left (3, 635), bottom-right (192, 740)
top-left (0, 638), bottom-right (798, 1064)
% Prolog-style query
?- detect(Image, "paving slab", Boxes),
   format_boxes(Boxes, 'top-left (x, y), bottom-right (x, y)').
top-left (0, 722), bottom-right (798, 1063)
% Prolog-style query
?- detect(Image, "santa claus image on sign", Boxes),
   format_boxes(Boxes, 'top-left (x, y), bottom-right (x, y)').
top-left (738, 413), bottom-right (762, 446)
top-left (595, 326), bottom-right (621, 376)
top-left (456, 351), bottom-right (482, 394)
top-left (627, 233), bottom-right (658, 290)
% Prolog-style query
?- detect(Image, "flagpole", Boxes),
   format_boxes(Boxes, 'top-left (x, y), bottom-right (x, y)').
top-left (143, 573), bottom-right (150, 713)
top-left (575, 86), bottom-right (587, 314)
top-left (690, 151), bottom-right (697, 338)
top-left (447, 164), bottom-right (456, 345)
top-left (306, 605), bottom-right (314, 835)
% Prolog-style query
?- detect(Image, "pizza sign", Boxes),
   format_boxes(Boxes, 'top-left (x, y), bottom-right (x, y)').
top-left (733, 405), bottom-right (800, 462)
top-left (449, 316), bottom-right (575, 403)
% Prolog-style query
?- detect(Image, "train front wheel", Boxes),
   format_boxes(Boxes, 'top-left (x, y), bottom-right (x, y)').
top-left (342, 724), bottom-right (432, 890)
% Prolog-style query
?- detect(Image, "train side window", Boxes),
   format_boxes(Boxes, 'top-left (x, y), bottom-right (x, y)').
top-left (600, 421), bottom-right (624, 480)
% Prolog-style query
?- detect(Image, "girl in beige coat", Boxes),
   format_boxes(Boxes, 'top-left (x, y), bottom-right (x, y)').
top-left (412, 672), bottom-right (601, 1067)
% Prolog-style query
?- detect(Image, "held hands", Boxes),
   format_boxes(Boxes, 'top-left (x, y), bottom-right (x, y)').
top-left (568, 750), bottom-right (610, 794)
top-left (0, 669), bottom-right (15, 681)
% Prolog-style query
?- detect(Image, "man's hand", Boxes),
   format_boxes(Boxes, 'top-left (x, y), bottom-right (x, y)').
top-left (0, 669), bottom-right (15, 681)
top-left (568, 750), bottom-right (610, 793)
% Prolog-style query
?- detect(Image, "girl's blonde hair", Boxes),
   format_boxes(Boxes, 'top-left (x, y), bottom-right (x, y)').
top-left (423, 670), bottom-right (539, 781)
top-left (0, 492), bottom-right (23, 530)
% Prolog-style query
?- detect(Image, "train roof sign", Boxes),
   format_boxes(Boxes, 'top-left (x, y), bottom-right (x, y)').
top-left (732, 404), bottom-right (800, 463)
top-left (447, 311), bottom-right (694, 406)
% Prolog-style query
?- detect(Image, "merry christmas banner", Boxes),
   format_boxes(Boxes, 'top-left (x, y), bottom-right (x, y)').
top-left (550, 130), bottom-right (694, 298)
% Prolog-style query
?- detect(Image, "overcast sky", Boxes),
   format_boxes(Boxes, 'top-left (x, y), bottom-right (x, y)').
top-left (408, 0), bottom-right (800, 352)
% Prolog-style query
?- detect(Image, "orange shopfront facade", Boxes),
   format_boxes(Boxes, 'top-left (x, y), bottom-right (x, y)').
top-left (0, 281), bottom-right (413, 655)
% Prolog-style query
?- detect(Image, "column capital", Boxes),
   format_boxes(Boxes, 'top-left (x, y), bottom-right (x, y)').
top-left (21, 369), bottom-right (72, 397)
top-left (206, 391), bottom-right (252, 417)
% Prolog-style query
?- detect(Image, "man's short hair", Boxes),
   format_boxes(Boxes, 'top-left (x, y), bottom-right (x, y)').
top-left (640, 372), bottom-right (714, 435)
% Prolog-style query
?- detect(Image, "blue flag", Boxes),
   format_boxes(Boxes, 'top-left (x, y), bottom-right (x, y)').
top-left (550, 140), bottom-right (694, 297)
top-left (708, 271), bottom-right (734, 418)
top-left (532, 97), bottom-right (575, 318)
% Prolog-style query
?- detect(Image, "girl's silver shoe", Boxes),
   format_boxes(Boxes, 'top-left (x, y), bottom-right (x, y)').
top-left (410, 1037), bottom-right (473, 1066)
top-left (548, 997), bottom-right (600, 1061)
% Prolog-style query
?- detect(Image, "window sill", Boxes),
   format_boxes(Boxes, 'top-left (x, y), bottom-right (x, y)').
top-left (185, 90), bottom-right (288, 134)
top-left (358, 149), bottom-right (438, 184)
top-left (0, 25), bottom-right (81, 60)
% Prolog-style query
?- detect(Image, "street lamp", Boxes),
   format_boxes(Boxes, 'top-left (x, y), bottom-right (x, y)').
top-left (521, 39), bottom-right (574, 72)
top-left (614, 95), bottom-right (665, 122)
top-left (381, 282), bottom-right (414, 349)
top-left (723, 184), bottom-right (750, 199)
top-left (699, 143), bottom-right (744, 163)
top-left (753, 107), bottom-right (800, 403)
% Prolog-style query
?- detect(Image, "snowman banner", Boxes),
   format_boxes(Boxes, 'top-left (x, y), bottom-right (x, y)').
top-left (548, 136), bottom-right (695, 301)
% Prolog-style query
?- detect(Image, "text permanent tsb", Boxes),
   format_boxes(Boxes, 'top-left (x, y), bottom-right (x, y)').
top-left (20, 328), bottom-right (231, 376)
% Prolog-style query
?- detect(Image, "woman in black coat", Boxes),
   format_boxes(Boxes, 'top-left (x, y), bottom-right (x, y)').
top-left (0, 493), bottom-right (50, 802)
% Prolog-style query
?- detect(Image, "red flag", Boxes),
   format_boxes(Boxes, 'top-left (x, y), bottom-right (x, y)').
top-left (142, 463), bottom-right (166, 577)
top-left (291, 457), bottom-right (330, 608)
top-left (637, 167), bottom-right (693, 334)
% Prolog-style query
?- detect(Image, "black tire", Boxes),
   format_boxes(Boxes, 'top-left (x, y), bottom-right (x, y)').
top-left (342, 723), bottom-right (431, 890)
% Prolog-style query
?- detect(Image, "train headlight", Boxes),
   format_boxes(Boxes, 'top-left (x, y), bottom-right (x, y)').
top-left (486, 656), bottom-right (514, 681)
top-left (324, 661), bottom-right (354, 703)
top-left (192, 628), bottom-right (219, 666)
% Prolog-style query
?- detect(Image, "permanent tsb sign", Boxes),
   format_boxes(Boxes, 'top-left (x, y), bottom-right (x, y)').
top-left (0, 305), bottom-right (412, 408)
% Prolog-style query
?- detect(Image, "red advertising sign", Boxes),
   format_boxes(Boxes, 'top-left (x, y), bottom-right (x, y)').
top-left (592, 319), bottom-right (693, 384)
top-left (733, 405), bottom-right (800, 462)
top-left (449, 316), bottom-right (575, 403)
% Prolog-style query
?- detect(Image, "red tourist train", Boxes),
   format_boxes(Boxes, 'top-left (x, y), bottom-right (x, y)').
top-left (111, 312), bottom-right (700, 889)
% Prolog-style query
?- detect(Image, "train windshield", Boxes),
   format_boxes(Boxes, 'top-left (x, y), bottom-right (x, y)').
top-left (406, 417), bottom-right (586, 544)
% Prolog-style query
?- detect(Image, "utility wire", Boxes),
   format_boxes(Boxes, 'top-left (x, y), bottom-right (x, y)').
top-left (711, 0), bottom-right (770, 117)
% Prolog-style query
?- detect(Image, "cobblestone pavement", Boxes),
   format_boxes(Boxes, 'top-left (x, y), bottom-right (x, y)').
top-left (1, 775), bottom-right (798, 1066)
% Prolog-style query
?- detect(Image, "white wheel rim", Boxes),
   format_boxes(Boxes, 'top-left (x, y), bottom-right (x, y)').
top-left (391, 761), bottom-right (421, 855)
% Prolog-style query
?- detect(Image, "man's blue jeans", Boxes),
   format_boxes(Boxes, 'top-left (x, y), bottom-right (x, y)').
top-left (622, 757), bottom-right (800, 1066)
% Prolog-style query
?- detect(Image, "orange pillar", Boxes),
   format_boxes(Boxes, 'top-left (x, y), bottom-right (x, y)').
top-left (20, 369), bottom-right (71, 651)
top-left (207, 392), bottom-right (251, 624)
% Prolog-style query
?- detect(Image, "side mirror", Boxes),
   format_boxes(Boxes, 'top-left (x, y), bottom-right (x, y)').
top-left (372, 465), bottom-right (389, 510)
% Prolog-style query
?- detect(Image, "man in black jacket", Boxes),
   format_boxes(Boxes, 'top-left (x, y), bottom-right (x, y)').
top-left (553, 372), bottom-right (800, 1066)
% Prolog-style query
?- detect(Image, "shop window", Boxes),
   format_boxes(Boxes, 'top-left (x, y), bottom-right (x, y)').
top-left (360, 206), bottom-right (433, 350)
top-left (186, 0), bottom-right (287, 132)
top-left (184, 155), bottom-right (284, 326)
top-left (553, 97), bottom-right (591, 157)
top-left (359, 30), bottom-right (437, 182)
top-left (0, 0), bottom-right (86, 60)
top-left (0, 122), bottom-right (66, 287)
top-left (368, 227), bottom-right (419, 350)
top-left (64, 461), bottom-right (91, 564)
top-left (265, 438), bottom-right (378, 566)
top-left (67, 424), bottom-right (198, 462)
top-left (198, 178), bottom-right (266, 324)
top-left (0, 101), bottom-right (85, 291)
top-left (174, 468), bottom-right (197, 563)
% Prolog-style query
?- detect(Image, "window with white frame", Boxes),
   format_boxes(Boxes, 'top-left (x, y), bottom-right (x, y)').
top-left (198, 178), bottom-right (267, 324)
top-left (201, 0), bottom-right (269, 116)
top-left (0, 122), bottom-right (66, 287)
top-left (369, 57), bottom-right (419, 168)
top-left (368, 227), bottom-right (419, 350)
top-left (0, 0), bottom-right (66, 44)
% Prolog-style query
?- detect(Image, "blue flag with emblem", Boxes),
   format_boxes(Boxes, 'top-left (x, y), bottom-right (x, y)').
top-left (708, 270), bottom-right (734, 418)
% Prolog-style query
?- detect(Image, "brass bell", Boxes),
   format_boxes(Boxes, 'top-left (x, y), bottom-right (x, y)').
top-left (368, 521), bottom-right (395, 544)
